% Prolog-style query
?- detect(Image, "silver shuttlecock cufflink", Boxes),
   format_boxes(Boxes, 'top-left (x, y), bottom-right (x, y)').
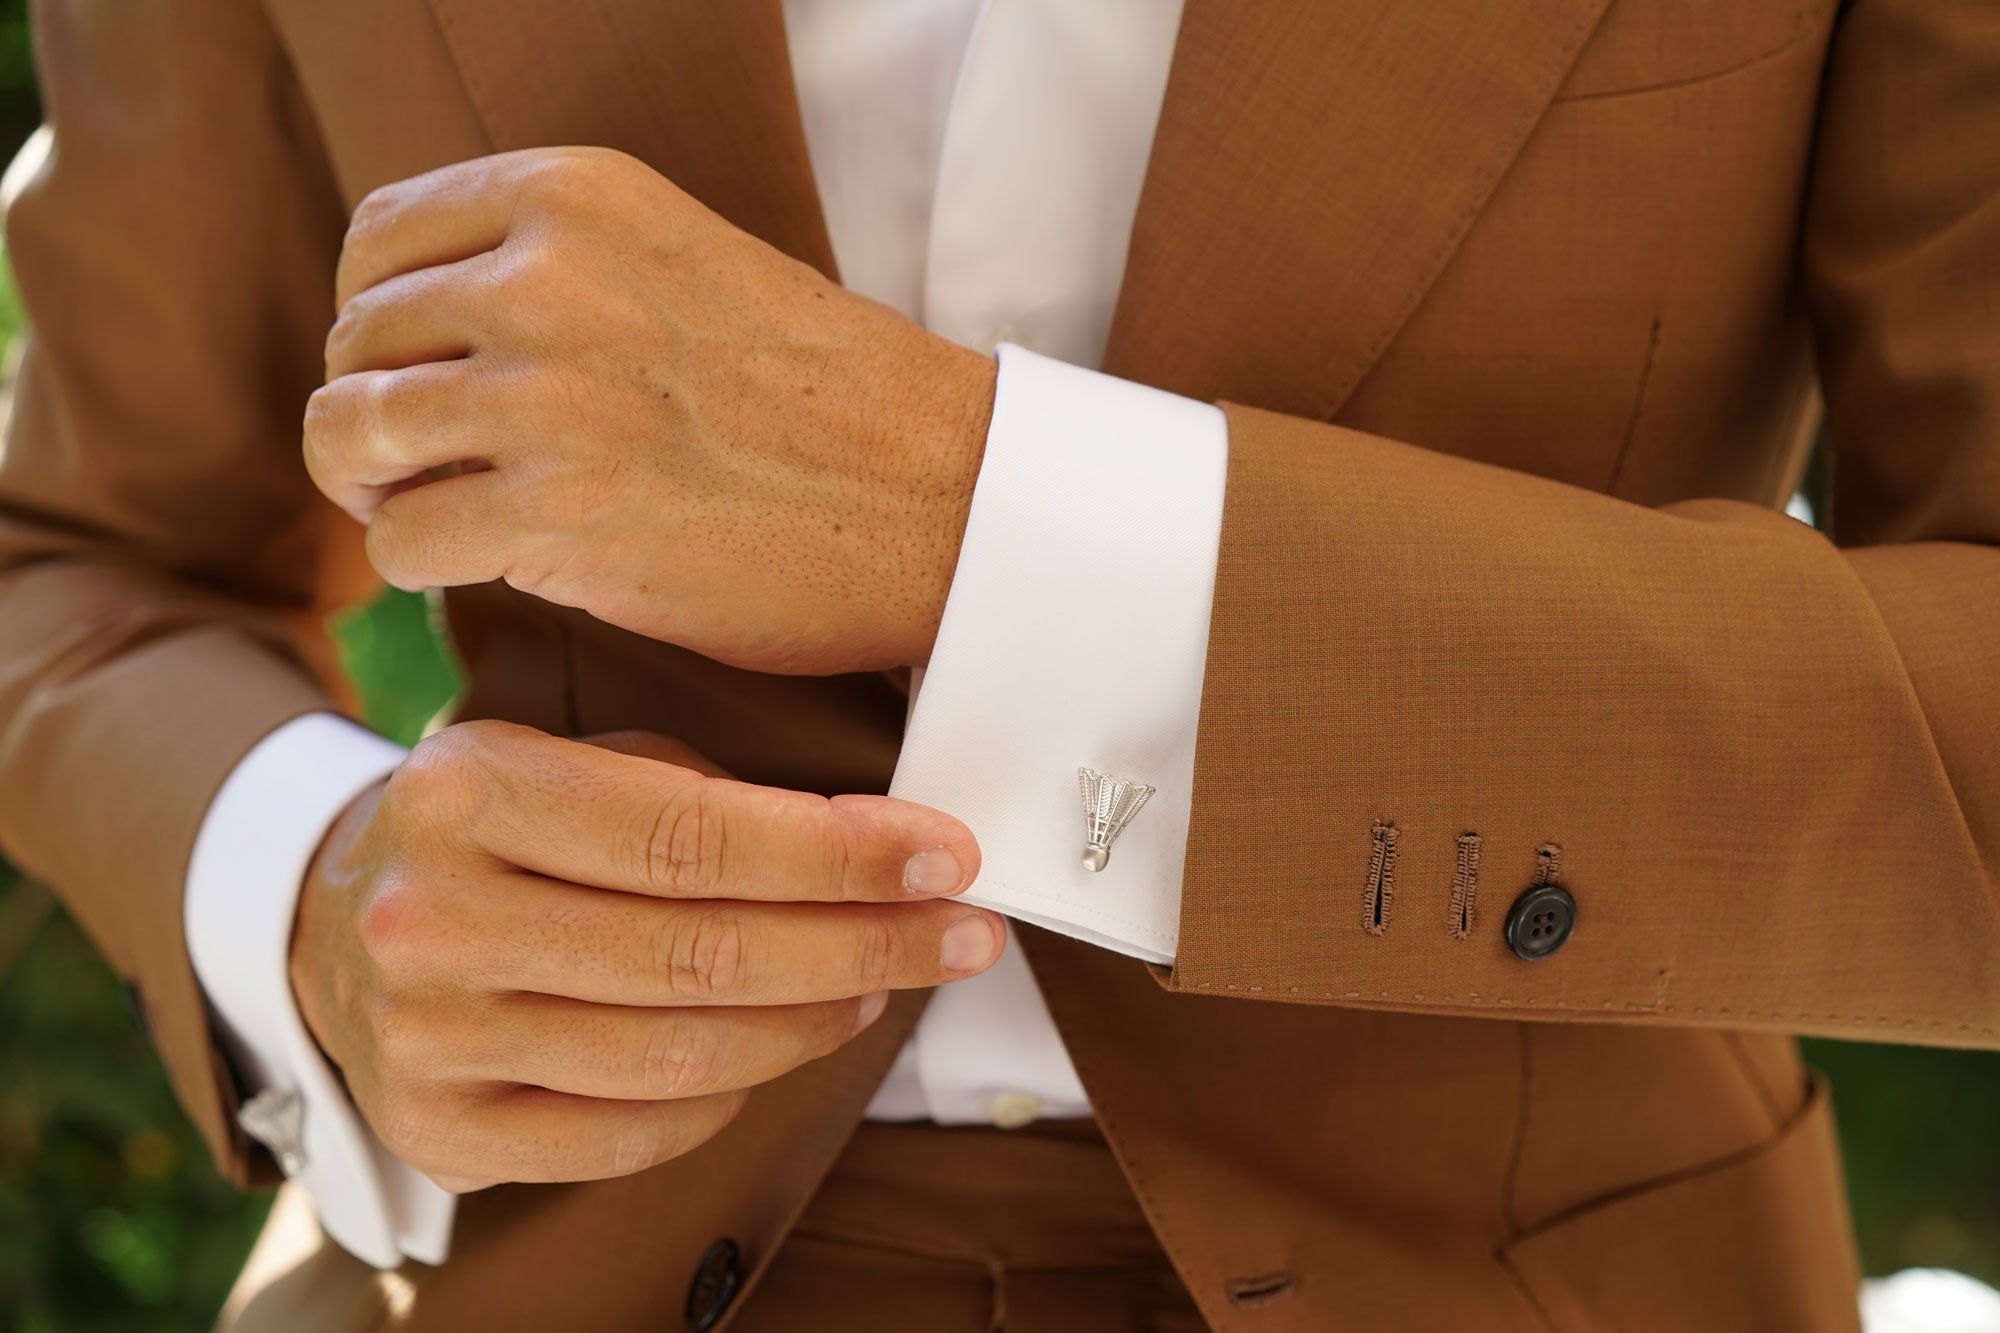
top-left (1078, 767), bottom-right (1155, 872)
top-left (238, 1087), bottom-right (307, 1177)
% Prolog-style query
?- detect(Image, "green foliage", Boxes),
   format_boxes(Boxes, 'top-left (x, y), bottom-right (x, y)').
top-left (329, 587), bottom-right (462, 748)
top-left (0, 869), bottom-right (272, 1333)
top-left (1807, 1039), bottom-right (2000, 1283)
top-left (0, 251), bottom-right (20, 346)
top-left (0, 0), bottom-right (33, 165)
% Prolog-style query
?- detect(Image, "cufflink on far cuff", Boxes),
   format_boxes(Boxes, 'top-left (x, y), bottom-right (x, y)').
top-left (238, 1087), bottom-right (307, 1176)
top-left (1077, 768), bottom-right (1155, 872)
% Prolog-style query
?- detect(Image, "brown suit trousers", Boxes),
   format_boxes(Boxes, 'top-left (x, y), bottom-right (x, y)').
top-left (5, 0), bottom-right (1997, 1328)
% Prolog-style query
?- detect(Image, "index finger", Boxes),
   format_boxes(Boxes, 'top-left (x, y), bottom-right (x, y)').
top-left (420, 722), bottom-right (979, 903)
top-left (335, 149), bottom-right (554, 309)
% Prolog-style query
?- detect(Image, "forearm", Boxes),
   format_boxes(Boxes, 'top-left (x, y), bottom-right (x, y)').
top-left (184, 714), bottom-right (454, 1268)
top-left (1165, 404), bottom-right (2000, 1045)
top-left (0, 0), bottom-right (350, 1178)
top-left (0, 558), bottom-right (342, 1179)
top-left (1156, 0), bottom-right (2000, 1042)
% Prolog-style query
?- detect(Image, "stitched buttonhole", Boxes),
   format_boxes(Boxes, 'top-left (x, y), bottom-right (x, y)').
top-left (1225, 1273), bottom-right (1297, 1309)
top-left (1534, 843), bottom-right (1562, 886)
top-left (1363, 821), bottom-right (1398, 936)
top-left (1450, 833), bottom-right (1482, 939)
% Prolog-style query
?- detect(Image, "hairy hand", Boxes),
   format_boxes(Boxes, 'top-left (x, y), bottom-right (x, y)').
top-left (289, 721), bottom-right (999, 1192)
top-left (304, 146), bottom-right (997, 674)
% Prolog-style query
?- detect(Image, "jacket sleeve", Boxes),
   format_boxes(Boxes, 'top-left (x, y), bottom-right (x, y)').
top-left (1164, 0), bottom-right (2000, 1047)
top-left (0, 0), bottom-right (357, 1184)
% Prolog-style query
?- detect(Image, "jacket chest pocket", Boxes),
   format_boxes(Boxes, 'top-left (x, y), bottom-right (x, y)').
top-left (1558, 0), bottom-right (1834, 101)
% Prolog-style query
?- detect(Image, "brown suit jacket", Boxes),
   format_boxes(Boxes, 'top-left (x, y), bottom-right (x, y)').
top-left (4, 0), bottom-right (1995, 1327)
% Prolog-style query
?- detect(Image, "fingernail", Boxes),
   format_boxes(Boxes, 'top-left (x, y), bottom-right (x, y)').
top-left (854, 990), bottom-right (890, 1034)
top-left (903, 846), bottom-right (964, 896)
top-left (940, 914), bottom-right (999, 973)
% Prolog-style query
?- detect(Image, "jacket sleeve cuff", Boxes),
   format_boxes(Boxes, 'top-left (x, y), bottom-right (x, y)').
top-left (891, 344), bottom-right (1228, 964)
top-left (184, 712), bottom-right (455, 1269)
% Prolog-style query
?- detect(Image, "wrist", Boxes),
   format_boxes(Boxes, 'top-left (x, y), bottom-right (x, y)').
top-left (288, 774), bottom-right (389, 1070)
top-left (903, 343), bottom-right (997, 667)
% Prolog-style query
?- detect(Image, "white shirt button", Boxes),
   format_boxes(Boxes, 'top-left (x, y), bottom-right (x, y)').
top-left (987, 1090), bottom-right (1044, 1129)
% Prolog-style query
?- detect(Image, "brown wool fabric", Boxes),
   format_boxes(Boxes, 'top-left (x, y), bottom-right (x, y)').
top-left (6, 0), bottom-right (1997, 1327)
top-left (734, 1120), bottom-right (1208, 1333)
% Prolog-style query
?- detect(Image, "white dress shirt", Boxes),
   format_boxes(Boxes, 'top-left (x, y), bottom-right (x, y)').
top-left (184, 0), bottom-right (1225, 1269)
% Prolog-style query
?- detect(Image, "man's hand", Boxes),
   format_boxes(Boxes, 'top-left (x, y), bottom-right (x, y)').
top-left (289, 720), bottom-right (999, 1193)
top-left (304, 146), bottom-right (998, 675)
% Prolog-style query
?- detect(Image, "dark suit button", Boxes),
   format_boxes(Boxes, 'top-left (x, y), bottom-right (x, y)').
top-left (1504, 884), bottom-right (1576, 960)
top-left (685, 1238), bottom-right (741, 1331)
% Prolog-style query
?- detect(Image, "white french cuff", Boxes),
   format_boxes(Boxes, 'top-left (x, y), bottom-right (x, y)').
top-left (184, 713), bottom-right (454, 1269)
top-left (891, 344), bottom-right (1228, 964)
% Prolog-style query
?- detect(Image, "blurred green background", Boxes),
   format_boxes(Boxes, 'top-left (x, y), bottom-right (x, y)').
top-left (0, 5), bottom-right (1996, 1330)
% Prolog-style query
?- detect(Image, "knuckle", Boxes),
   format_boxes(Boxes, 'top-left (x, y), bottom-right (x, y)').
top-left (302, 379), bottom-right (344, 431)
top-left (364, 511), bottom-right (418, 589)
top-left (631, 1092), bottom-right (742, 1172)
top-left (372, 1089), bottom-right (445, 1164)
top-left (301, 382), bottom-right (356, 468)
top-left (495, 235), bottom-right (557, 295)
top-left (364, 997), bottom-right (424, 1071)
top-left (347, 182), bottom-right (403, 242)
top-left (804, 1002), bottom-right (858, 1062)
top-left (387, 738), bottom-right (465, 814)
top-left (654, 907), bottom-right (748, 1001)
top-left (607, 1106), bottom-right (667, 1176)
top-left (851, 913), bottom-right (903, 993)
top-left (443, 717), bottom-right (522, 754)
top-left (356, 368), bottom-right (417, 439)
top-left (640, 1019), bottom-right (718, 1099)
top-left (396, 722), bottom-right (507, 812)
top-left (571, 145), bottom-right (634, 173)
top-left (302, 378), bottom-right (337, 425)
top-left (415, 721), bottom-right (535, 842)
top-left (521, 147), bottom-right (621, 203)
top-left (427, 718), bottom-right (508, 769)
top-left (518, 152), bottom-right (583, 199)
top-left (356, 882), bottom-right (429, 973)
top-left (322, 299), bottom-right (376, 372)
top-left (820, 810), bottom-right (859, 901)
top-left (338, 190), bottom-right (403, 297)
top-left (309, 373), bottom-right (407, 462)
top-left (643, 783), bottom-right (726, 895)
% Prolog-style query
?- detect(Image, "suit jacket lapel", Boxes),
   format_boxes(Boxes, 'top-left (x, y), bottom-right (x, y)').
top-left (421, 0), bottom-right (837, 277)
top-left (422, 0), bottom-right (1609, 420)
top-left (1104, 0), bottom-right (1614, 420)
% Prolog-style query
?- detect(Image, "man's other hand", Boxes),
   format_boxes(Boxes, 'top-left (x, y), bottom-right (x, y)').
top-left (305, 146), bottom-right (998, 675)
top-left (288, 720), bottom-right (998, 1193)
